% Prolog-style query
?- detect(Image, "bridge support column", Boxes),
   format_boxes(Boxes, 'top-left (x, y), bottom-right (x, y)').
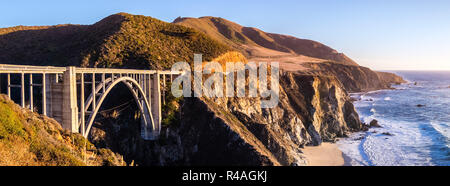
top-left (45, 74), bottom-right (58, 119)
top-left (62, 67), bottom-right (79, 133)
top-left (151, 72), bottom-right (161, 135)
top-left (7, 74), bottom-right (10, 99)
top-left (42, 73), bottom-right (46, 116)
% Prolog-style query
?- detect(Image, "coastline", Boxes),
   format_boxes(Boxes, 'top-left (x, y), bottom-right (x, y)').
top-left (302, 142), bottom-right (352, 166)
top-left (339, 74), bottom-right (450, 166)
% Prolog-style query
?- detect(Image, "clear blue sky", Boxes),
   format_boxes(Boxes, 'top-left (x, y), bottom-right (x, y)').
top-left (2, 0), bottom-right (450, 70)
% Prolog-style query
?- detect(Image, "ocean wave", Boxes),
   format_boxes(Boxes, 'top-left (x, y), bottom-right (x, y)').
top-left (340, 73), bottom-right (450, 166)
top-left (339, 115), bottom-right (435, 166)
top-left (430, 121), bottom-right (450, 147)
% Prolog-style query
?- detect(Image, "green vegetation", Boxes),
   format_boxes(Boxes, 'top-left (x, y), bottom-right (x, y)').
top-left (161, 82), bottom-right (182, 127)
top-left (0, 95), bottom-right (124, 166)
top-left (0, 13), bottom-right (234, 69)
top-left (90, 13), bottom-right (233, 69)
top-left (0, 101), bottom-right (25, 139)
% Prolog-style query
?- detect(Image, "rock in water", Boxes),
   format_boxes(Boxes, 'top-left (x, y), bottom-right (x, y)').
top-left (369, 119), bottom-right (382, 128)
top-left (361, 123), bottom-right (370, 131)
top-left (417, 104), bottom-right (426, 107)
top-left (382, 132), bottom-right (394, 136)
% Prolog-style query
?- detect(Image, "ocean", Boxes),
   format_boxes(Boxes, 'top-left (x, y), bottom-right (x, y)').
top-left (338, 71), bottom-right (450, 166)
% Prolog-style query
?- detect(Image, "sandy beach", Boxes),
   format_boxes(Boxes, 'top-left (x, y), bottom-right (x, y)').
top-left (302, 142), bottom-right (351, 166)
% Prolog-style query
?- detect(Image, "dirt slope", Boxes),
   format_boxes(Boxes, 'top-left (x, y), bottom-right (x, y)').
top-left (174, 16), bottom-right (358, 68)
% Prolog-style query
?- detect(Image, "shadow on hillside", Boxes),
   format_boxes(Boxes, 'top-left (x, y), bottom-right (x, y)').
top-left (0, 14), bottom-right (126, 67)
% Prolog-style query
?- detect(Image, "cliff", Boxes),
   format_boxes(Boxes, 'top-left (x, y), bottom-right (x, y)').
top-left (301, 62), bottom-right (406, 92)
top-left (0, 95), bottom-right (125, 166)
top-left (193, 72), bottom-right (362, 165)
top-left (87, 72), bottom-right (362, 166)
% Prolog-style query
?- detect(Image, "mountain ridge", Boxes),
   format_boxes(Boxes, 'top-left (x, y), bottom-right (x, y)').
top-left (174, 16), bottom-right (359, 67)
top-left (0, 13), bottom-right (237, 69)
top-left (173, 15), bottom-right (405, 91)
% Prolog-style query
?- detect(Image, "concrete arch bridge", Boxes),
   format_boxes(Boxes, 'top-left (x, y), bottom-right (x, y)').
top-left (0, 64), bottom-right (181, 140)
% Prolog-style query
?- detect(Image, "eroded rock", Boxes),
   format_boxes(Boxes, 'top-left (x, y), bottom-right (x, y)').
top-left (370, 119), bottom-right (382, 128)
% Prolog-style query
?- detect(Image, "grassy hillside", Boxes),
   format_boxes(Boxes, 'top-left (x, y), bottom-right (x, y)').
top-left (0, 13), bottom-right (237, 69)
top-left (0, 94), bottom-right (125, 166)
top-left (174, 16), bottom-right (358, 66)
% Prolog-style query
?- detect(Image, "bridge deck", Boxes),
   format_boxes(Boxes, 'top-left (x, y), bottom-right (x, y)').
top-left (0, 64), bottom-right (182, 74)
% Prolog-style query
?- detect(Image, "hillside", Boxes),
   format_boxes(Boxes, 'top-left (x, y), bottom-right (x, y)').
top-left (0, 94), bottom-right (124, 166)
top-left (174, 16), bottom-right (358, 68)
top-left (174, 16), bottom-right (405, 92)
top-left (0, 13), bottom-right (237, 69)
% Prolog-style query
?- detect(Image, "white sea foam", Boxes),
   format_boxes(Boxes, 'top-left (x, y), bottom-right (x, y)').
top-left (339, 71), bottom-right (450, 166)
top-left (336, 132), bottom-right (368, 166)
top-left (430, 121), bottom-right (450, 148)
top-left (338, 114), bottom-right (434, 166)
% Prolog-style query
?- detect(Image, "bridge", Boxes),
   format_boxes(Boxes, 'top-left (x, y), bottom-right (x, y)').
top-left (0, 64), bottom-right (182, 140)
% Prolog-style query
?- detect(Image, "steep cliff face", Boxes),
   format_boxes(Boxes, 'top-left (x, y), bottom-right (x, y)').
top-left (177, 98), bottom-right (281, 165)
top-left (179, 72), bottom-right (362, 165)
top-left (89, 72), bottom-right (362, 166)
top-left (88, 96), bottom-right (281, 166)
top-left (204, 72), bottom-right (361, 164)
top-left (302, 62), bottom-right (406, 92)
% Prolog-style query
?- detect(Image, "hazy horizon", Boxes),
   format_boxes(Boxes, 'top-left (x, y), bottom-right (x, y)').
top-left (1, 0), bottom-right (449, 71)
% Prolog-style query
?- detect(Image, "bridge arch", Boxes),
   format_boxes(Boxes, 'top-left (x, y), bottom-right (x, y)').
top-left (82, 76), bottom-right (156, 140)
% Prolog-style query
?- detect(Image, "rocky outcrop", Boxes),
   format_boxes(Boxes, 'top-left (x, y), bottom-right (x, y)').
top-left (185, 72), bottom-right (361, 165)
top-left (191, 72), bottom-right (362, 165)
top-left (89, 72), bottom-right (362, 166)
top-left (89, 96), bottom-right (280, 166)
top-left (178, 98), bottom-right (280, 166)
top-left (302, 62), bottom-right (406, 92)
top-left (376, 71), bottom-right (407, 86)
top-left (369, 119), bottom-right (382, 128)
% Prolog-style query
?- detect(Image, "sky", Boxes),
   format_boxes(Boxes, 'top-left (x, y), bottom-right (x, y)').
top-left (1, 0), bottom-right (450, 70)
